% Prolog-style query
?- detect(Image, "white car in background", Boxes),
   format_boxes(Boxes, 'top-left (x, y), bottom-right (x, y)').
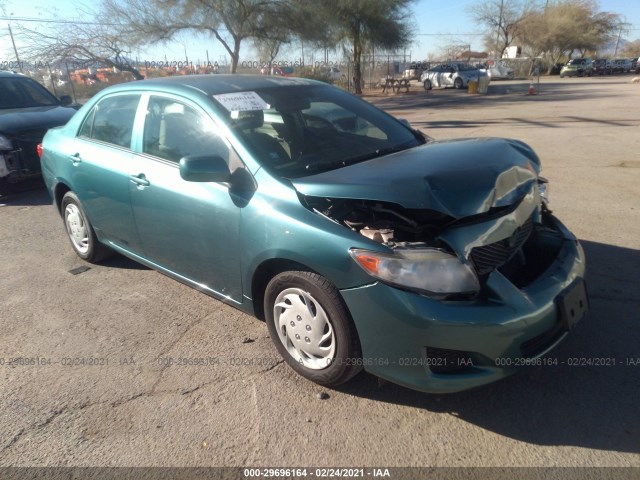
top-left (486, 60), bottom-right (515, 80)
top-left (420, 62), bottom-right (483, 90)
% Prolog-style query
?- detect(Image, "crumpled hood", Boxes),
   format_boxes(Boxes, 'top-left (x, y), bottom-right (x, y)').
top-left (292, 138), bottom-right (541, 219)
top-left (0, 105), bottom-right (76, 136)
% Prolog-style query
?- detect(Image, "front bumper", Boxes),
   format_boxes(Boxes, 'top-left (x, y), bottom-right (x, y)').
top-left (340, 215), bottom-right (586, 393)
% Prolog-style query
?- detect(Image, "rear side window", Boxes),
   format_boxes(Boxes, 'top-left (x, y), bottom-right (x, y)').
top-left (78, 94), bottom-right (140, 148)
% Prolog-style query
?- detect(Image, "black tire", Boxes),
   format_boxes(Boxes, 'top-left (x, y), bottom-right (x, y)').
top-left (61, 191), bottom-right (111, 263)
top-left (423, 79), bottom-right (432, 90)
top-left (264, 270), bottom-right (362, 387)
top-left (454, 77), bottom-right (463, 89)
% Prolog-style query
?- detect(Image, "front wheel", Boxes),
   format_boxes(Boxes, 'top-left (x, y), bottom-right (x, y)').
top-left (454, 77), bottom-right (464, 89)
top-left (423, 79), bottom-right (432, 90)
top-left (61, 191), bottom-right (111, 262)
top-left (264, 271), bottom-right (362, 386)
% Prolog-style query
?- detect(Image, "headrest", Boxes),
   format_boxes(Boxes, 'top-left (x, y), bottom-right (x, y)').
top-left (231, 110), bottom-right (264, 130)
top-left (163, 103), bottom-right (185, 115)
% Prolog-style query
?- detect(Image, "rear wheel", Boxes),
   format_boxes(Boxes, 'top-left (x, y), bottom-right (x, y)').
top-left (454, 77), bottom-right (464, 89)
top-left (264, 271), bottom-right (362, 386)
top-left (61, 191), bottom-right (111, 262)
top-left (423, 79), bottom-right (432, 90)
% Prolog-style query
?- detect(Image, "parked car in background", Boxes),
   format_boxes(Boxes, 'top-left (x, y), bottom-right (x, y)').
top-left (271, 66), bottom-right (295, 77)
top-left (326, 67), bottom-right (344, 81)
top-left (39, 75), bottom-right (587, 393)
top-left (260, 65), bottom-right (295, 77)
top-left (485, 59), bottom-right (515, 80)
top-left (592, 58), bottom-right (612, 75)
top-left (421, 62), bottom-right (484, 90)
top-left (635, 57), bottom-right (640, 73)
top-left (611, 58), bottom-right (633, 73)
top-left (560, 58), bottom-right (593, 77)
top-left (0, 71), bottom-right (77, 196)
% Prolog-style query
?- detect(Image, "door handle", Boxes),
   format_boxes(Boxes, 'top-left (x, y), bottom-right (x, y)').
top-left (68, 153), bottom-right (82, 164)
top-left (130, 173), bottom-right (150, 187)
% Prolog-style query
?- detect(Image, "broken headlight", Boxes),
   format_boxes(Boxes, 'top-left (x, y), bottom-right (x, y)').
top-left (350, 248), bottom-right (480, 299)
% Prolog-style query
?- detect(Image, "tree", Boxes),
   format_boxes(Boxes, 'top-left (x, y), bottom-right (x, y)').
top-left (102, 0), bottom-right (290, 74)
top-left (294, 0), bottom-right (414, 94)
top-left (17, 19), bottom-right (145, 79)
top-left (518, 0), bottom-right (621, 72)
top-left (620, 39), bottom-right (640, 58)
top-left (468, 0), bottom-right (533, 57)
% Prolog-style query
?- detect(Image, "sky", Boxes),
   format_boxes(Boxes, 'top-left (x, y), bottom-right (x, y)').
top-left (1, 0), bottom-right (640, 66)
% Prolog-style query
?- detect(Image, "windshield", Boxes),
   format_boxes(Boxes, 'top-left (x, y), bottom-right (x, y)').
top-left (213, 84), bottom-right (423, 178)
top-left (0, 77), bottom-right (59, 109)
top-left (568, 59), bottom-right (585, 65)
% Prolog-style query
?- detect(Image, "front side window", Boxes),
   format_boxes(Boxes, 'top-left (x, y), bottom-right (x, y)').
top-left (78, 94), bottom-right (140, 148)
top-left (143, 96), bottom-right (228, 163)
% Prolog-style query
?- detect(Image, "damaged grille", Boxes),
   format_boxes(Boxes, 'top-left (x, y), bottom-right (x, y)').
top-left (470, 217), bottom-right (534, 275)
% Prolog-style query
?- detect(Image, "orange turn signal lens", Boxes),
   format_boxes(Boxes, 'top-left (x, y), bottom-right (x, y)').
top-left (353, 253), bottom-right (380, 274)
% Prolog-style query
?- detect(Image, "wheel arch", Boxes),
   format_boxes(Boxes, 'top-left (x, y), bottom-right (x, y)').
top-left (250, 258), bottom-right (318, 320)
top-left (54, 182), bottom-right (72, 216)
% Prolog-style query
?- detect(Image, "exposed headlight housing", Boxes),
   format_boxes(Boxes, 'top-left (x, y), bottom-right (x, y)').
top-left (0, 134), bottom-right (13, 151)
top-left (350, 248), bottom-right (480, 299)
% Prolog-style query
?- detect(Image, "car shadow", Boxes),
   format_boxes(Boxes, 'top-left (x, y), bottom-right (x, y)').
top-left (335, 240), bottom-right (640, 455)
top-left (99, 252), bottom-right (151, 270)
top-left (0, 181), bottom-right (50, 206)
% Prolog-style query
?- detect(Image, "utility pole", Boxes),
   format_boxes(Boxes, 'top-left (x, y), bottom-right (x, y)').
top-left (613, 27), bottom-right (623, 57)
top-left (8, 24), bottom-right (23, 72)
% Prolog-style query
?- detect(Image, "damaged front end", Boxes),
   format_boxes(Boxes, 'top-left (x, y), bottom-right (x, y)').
top-left (299, 176), bottom-right (563, 301)
top-left (290, 138), bottom-right (566, 299)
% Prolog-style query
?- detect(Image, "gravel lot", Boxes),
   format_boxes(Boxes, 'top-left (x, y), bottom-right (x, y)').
top-left (1, 76), bottom-right (638, 474)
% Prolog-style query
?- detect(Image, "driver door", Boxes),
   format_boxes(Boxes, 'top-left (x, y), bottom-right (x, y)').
top-left (129, 94), bottom-right (244, 302)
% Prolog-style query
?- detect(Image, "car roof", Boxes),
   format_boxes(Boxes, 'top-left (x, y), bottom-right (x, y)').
top-left (104, 74), bottom-right (322, 97)
top-left (0, 71), bottom-right (33, 79)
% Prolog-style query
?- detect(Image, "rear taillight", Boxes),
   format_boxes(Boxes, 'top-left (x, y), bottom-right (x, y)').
top-left (37, 143), bottom-right (43, 159)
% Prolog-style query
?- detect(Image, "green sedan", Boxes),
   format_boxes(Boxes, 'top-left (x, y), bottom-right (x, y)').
top-left (39, 75), bottom-right (588, 393)
top-left (560, 58), bottom-right (593, 77)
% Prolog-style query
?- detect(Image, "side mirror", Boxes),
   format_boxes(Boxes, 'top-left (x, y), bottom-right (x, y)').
top-left (59, 95), bottom-right (73, 106)
top-left (179, 155), bottom-right (230, 183)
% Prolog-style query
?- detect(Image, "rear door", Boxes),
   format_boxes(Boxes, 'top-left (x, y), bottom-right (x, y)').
top-left (68, 93), bottom-right (142, 252)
